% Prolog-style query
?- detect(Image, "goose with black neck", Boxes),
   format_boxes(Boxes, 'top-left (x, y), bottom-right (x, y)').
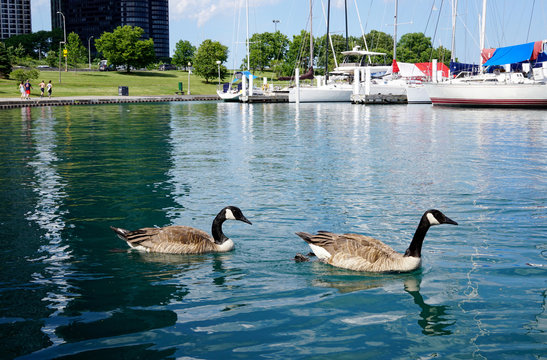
top-left (110, 206), bottom-right (252, 254)
top-left (296, 209), bottom-right (458, 272)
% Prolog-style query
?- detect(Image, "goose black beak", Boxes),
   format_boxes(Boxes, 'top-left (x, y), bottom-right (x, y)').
top-left (239, 216), bottom-right (252, 225)
top-left (444, 216), bottom-right (458, 225)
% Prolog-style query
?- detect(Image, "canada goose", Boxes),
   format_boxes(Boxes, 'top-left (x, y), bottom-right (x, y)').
top-left (110, 206), bottom-right (252, 254)
top-left (296, 209), bottom-right (457, 273)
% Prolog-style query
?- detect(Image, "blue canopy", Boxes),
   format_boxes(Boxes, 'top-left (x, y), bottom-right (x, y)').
top-left (232, 71), bottom-right (258, 82)
top-left (450, 61), bottom-right (479, 75)
top-left (483, 42), bottom-right (535, 67)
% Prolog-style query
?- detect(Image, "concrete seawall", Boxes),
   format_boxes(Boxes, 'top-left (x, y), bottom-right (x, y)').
top-left (0, 95), bottom-right (220, 109)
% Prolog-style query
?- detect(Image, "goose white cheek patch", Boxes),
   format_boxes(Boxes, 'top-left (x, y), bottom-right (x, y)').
top-left (225, 208), bottom-right (236, 220)
top-left (426, 213), bottom-right (440, 225)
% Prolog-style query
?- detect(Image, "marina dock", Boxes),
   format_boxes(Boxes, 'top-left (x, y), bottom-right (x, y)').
top-left (0, 94), bottom-right (220, 109)
top-left (240, 93), bottom-right (289, 103)
top-left (351, 93), bottom-right (407, 104)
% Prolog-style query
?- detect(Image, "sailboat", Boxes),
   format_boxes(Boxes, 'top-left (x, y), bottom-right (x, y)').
top-left (350, 0), bottom-right (414, 103)
top-left (288, 0), bottom-right (390, 103)
top-left (217, 0), bottom-right (260, 102)
top-left (425, 0), bottom-right (547, 107)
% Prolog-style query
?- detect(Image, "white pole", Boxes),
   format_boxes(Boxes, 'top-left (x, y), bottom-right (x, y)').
top-left (242, 74), bottom-right (247, 98)
top-left (246, 0), bottom-right (250, 71)
top-left (432, 59), bottom-right (438, 83)
top-left (393, 0), bottom-right (398, 61)
top-left (310, 0), bottom-right (313, 68)
top-left (479, 0), bottom-right (487, 71)
top-left (295, 67), bottom-right (300, 103)
top-left (88, 36), bottom-right (93, 69)
top-left (365, 67), bottom-right (371, 96)
top-left (353, 68), bottom-right (359, 95)
top-left (450, 0), bottom-right (458, 63)
top-left (249, 74), bottom-right (254, 96)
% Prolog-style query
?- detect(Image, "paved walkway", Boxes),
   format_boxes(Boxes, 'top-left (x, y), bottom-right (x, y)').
top-left (0, 94), bottom-right (220, 109)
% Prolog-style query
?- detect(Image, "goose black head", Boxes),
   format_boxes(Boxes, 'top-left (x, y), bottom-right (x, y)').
top-left (424, 209), bottom-right (458, 226)
top-left (222, 206), bottom-right (252, 225)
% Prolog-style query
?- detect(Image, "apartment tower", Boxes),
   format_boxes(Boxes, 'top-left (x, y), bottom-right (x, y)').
top-left (50, 0), bottom-right (169, 58)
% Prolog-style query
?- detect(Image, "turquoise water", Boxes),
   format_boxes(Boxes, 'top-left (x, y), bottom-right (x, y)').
top-left (0, 102), bottom-right (545, 359)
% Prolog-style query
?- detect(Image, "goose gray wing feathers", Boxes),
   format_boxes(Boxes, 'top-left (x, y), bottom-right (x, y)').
top-left (297, 231), bottom-right (415, 272)
top-left (111, 225), bottom-right (219, 254)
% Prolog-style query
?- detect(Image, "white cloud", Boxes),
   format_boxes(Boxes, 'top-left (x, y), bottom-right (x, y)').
top-left (169, 0), bottom-right (280, 27)
top-left (169, 0), bottom-right (238, 27)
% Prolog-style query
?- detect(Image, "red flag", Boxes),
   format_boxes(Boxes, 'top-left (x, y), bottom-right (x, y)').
top-left (392, 59), bottom-right (400, 73)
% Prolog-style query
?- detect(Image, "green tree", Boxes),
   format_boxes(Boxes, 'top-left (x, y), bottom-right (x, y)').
top-left (66, 32), bottom-right (86, 66)
top-left (3, 29), bottom-right (63, 58)
top-left (193, 39), bottom-right (228, 83)
top-left (13, 43), bottom-right (26, 59)
top-left (431, 45), bottom-right (452, 66)
top-left (10, 68), bottom-right (39, 83)
top-left (46, 50), bottom-right (58, 67)
top-left (397, 32), bottom-right (432, 63)
top-left (281, 30), bottom-right (314, 76)
top-left (244, 31), bottom-right (289, 71)
top-left (0, 42), bottom-right (12, 78)
top-left (362, 30), bottom-right (393, 63)
top-left (95, 25), bottom-right (156, 72)
top-left (172, 40), bottom-right (195, 68)
top-left (315, 33), bottom-right (347, 74)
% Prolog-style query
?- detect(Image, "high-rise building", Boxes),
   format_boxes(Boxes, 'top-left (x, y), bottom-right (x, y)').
top-left (51, 0), bottom-right (169, 58)
top-left (1, 0), bottom-right (32, 40)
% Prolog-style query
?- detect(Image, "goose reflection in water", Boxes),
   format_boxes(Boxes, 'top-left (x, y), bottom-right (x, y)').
top-left (309, 265), bottom-right (454, 336)
top-left (132, 251), bottom-right (237, 290)
top-left (403, 276), bottom-right (454, 336)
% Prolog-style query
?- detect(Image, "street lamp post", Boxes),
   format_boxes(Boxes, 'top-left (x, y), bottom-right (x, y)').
top-left (58, 41), bottom-right (64, 83)
top-left (57, 11), bottom-right (67, 72)
top-left (216, 60), bottom-right (221, 86)
top-left (187, 62), bottom-right (191, 95)
top-left (88, 36), bottom-right (94, 69)
top-left (272, 19), bottom-right (280, 32)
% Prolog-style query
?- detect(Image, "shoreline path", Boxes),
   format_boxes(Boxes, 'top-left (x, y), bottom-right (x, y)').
top-left (0, 95), bottom-right (220, 109)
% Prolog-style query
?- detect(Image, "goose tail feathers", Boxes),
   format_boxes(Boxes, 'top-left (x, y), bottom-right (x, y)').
top-left (110, 226), bottom-right (130, 240)
top-left (295, 232), bottom-right (313, 243)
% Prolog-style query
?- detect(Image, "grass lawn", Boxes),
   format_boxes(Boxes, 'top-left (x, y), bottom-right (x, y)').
top-left (0, 69), bottom-right (285, 98)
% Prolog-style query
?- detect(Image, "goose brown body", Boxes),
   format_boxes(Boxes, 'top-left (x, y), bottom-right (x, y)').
top-left (296, 209), bottom-right (458, 273)
top-left (296, 231), bottom-right (420, 272)
top-left (110, 206), bottom-right (251, 254)
top-left (111, 225), bottom-right (231, 254)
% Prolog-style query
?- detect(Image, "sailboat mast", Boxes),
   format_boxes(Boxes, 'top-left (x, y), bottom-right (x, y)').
top-left (246, 0), bottom-right (250, 71)
top-left (310, 0), bottom-right (313, 69)
top-left (451, 0), bottom-right (458, 62)
top-left (325, 0), bottom-right (330, 81)
top-left (345, 0), bottom-right (348, 51)
top-left (393, 0), bottom-right (398, 61)
top-left (479, 0), bottom-right (487, 71)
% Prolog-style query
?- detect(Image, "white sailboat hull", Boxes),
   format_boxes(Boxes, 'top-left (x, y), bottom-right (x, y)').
top-left (406, 85), bottom-right (431, 104)
top-left (217, 89), bottom-right (241, 102)
top-left (288, 84), bottom-right (353, 103)
top-left (425, 82), bottom-right (547, 107)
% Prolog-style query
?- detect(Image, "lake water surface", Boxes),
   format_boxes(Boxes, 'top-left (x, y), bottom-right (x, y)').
top-left (0, 102), bottom-right (545, 359)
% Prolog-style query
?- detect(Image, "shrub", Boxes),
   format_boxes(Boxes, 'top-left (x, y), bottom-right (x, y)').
top-left (10, 68), bottom-right (39, 83)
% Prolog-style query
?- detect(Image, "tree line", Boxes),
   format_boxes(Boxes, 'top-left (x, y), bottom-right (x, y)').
top-left (0, 26), bottom-right (450, 83)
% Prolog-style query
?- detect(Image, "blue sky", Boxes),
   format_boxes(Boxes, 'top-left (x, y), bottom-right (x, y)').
top-left (31, 0), bottom-right (546, 66)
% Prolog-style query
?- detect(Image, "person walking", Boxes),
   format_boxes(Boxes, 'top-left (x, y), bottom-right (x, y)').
top-left (46, 80), bottom-right (52, 98)
top-left (19, 81), bottom-right (25, 99)
top-left (24, 80), bottom-right (32, 99)
top-left (39, 80), bottom-right (45, 98)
